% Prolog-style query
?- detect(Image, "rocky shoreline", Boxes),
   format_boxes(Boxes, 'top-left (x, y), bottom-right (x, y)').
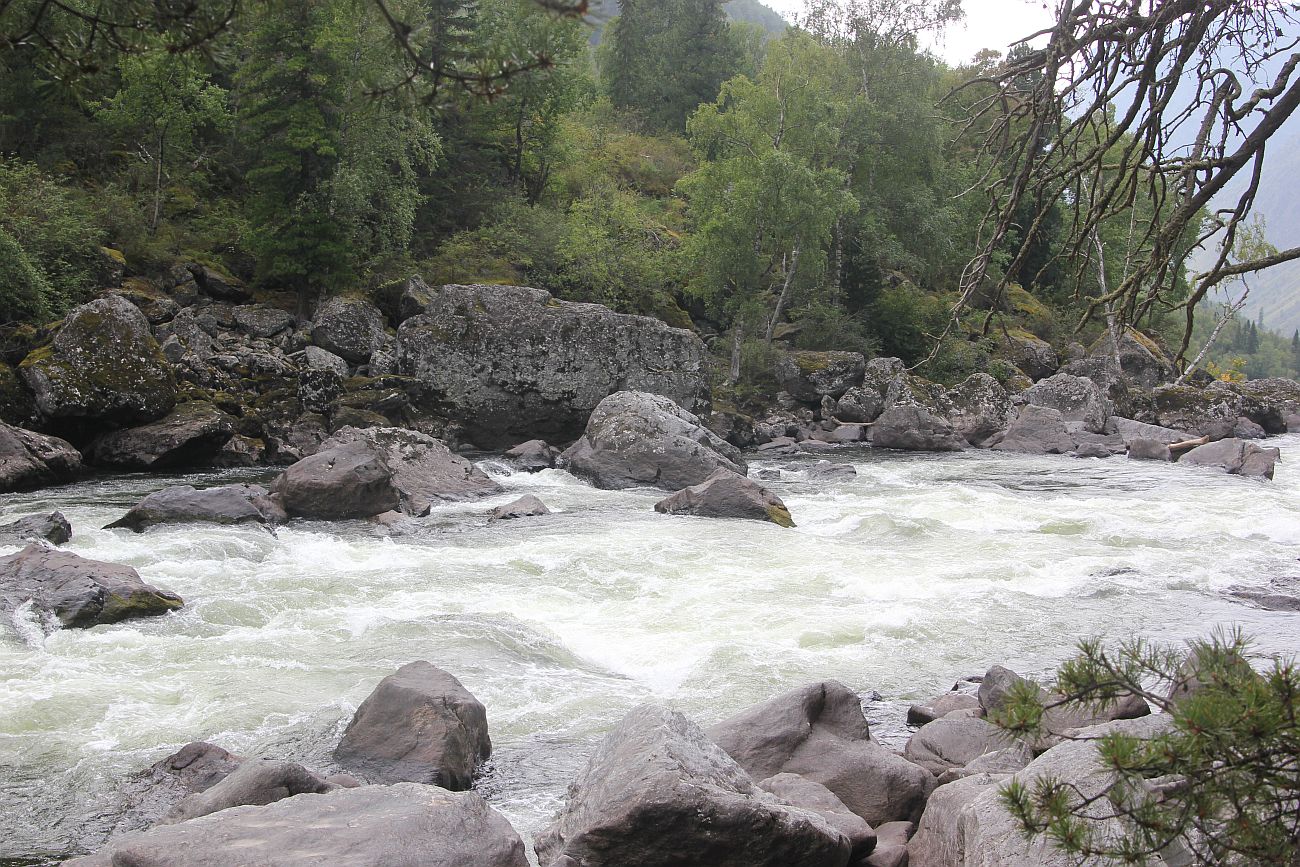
top-left (3, 274), bottom-right (1299, 865)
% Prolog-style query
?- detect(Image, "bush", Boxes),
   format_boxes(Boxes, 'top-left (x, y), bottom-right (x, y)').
top-left (0, 228), bottom-right (55, 324)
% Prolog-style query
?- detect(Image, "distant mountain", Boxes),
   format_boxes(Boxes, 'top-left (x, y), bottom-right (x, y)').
top-left (586, 0), bottom-right (789, 45)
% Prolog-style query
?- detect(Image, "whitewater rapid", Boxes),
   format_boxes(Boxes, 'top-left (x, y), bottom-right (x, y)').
top-left (2, 441), bottom-right (1298, 863)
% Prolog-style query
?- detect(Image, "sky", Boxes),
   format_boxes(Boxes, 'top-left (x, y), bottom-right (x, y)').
top-left (762, 0), bottom-right (1056, 66)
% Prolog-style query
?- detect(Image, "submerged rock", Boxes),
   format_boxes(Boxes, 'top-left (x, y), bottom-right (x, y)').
top-left (0, 512), bottom-right (72, 546)
top-left (1126, 438), bottom-right (1172, 462)
top-left (654, 468), bottom-right (794, 527)
top-left (707, 681), bottom-right (935, 826)
top-left (106, 484), bottom-right (287, 533)
top-left (69, 783), bottom-right (529, 867)
top-left (534, 704), bottom-right (852, 867)
top-left (88, 401), bottom-right (236, 470)
top-left (0, 543), bottom-right (182, 630)
top-left (333, 661), bottom-right (491, 789)
top-left (1178, 437), bottom-right (1280, 480)
top-left (561, 391), bottom-right (746, 491)
top-left (397, 284), bottom-right (708, 448)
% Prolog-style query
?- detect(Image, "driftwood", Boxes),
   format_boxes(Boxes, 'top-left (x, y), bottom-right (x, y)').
top-left (1168, 436), bottom-right (1211, 456)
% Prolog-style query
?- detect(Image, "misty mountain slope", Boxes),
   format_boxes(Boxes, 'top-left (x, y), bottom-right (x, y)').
top-left (587, 0), bottom-right (789, 44)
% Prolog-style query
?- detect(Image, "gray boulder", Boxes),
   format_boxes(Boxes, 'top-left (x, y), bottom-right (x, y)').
top-left (1089, 329), bottom-right (1175, 389)
top-left (1178, 437), bottom-right (1281, 480)
top-left (945, 373), bottom-right (1013, 446)
top-left (1154, 384), bottom-right (1243, 439)
top-left (1000, 332), bottom-right (1058, 381)
top-left (297, 367), bottom-right (344, 413)
top-left (20, 295), bottom-right (178, 427)
top-left (907, 691), bottom-right (982, 726)
top-left (884, 374), bottom-right (952, 416)
top-left (233, 305), bottom-right (295, 339)
top-left (1233, 415), bottom-right (1267, 439)
top-left (760, 773), bottom-right (877, 862)
top-left (0, 511), bottom-right (72, 546)
top-left (865, 821), bottom-right (913, 867)
top-left (299, 345), bottom-right (350, 376)
top-left (904, 716), bottom-right (1010, 776)
top-left (862, 357), bottom-right (906, 396)
top-left (991, 405), bottom-right (1076, 455)
top-left (775, 351), bottom-right (866, 403)
top-left (333, 661), bottom-right (491, 789)
top-left (89, 401), bottom-right (236, 470)
top-left (116, 742), bottom-right (247, 830)
top-left (654, 468), bottom-right (794, 527)
top-left (1110, 416), bottom-right (1193, 446)
top-left (1229, 376), bottom-right (1300, 433)
top-left (189, 263), bottom-right (250, 303)
top-left (835, 386), bottom-right (884, 423)
top-left (0, 543), bottom-right (182, 630)
top-left (907, 717), bottom-right (1172, 867)
top-left (161, 759), bottom-right (335, 824)
top-left (872, 405), bottom-right (965, 452)
top-left (794, 460), bottom-right (858, 482)
top-left (68, 783), bottom-right (529, 867)
top-left (322, 426), bottom-right (501, 513)
top-left (0, 423), bottom-right (83, 492)
top-left (1024, 373), bottom-right (1111, 434)
top-left (561, 391), bottom-right (746, 491)
top-left (978, 664), bottom-right (1149, 750)
top-left (397, 284), bottom-right (708, 448)
top-left (491, 495), bottom-right (551, 520)
top-left (311, 295), bottom-right (387, 363)
top-left (106, 484), bottom-right (287, 533)
top-left (502, 438), bottom-right (561, 471)
top-left (1127, 438), bottom-right (1172, 461)
top-left (707, 681), bottom-right (935, 826)
top-left (535, 704), bottom-right (852, 867)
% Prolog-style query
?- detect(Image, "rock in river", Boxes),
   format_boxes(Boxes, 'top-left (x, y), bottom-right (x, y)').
top-left (88, 401), bottom-right (236, 470)
top-left (0, 422), bottom-right (83, 493)
top-left (0, 512), bottom-right (72, 546)
top-left (0, 543), bottom-right (182, 630)
top-left (654, 468), bottom-right (794, 527)
top-left (106, 484), bottom-right (287, 533)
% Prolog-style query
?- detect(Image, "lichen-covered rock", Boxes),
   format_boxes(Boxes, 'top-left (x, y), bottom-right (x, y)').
top-left (299, 345), bottom-right (350, 376)
top-left (535, 704), bottom-right (852, 867)
top-left (561, 391), bottom-right (746, 491)
top-left (992, 405), bottom-right (1076, 455)
top-left (0, 422), bottom-right (83, 493)
top-left (88, 401), bottom-right (236, 470)
top-left (20, 295), bottom-right (177, 428)
top-left (311, 295), bottom-right (387, 363)
top-left (708, 681), bottom-right (935, 827)
top-left (654, 468), bottom-right (794, 527)
top-left (0, 511), bottom-right (71, 546)
top-left (106, 484), bottom-right (287, 533)
top-left (109, 280), bottom-right (181, 325)
top-left (862, 357), bottom-right (906, 397)
top-left (68, 783), bottom-right (529, 867)
top-left (333, 661), bottom-right (491, 789)
top-left (188, 263), bottom-right (250, 302)
top-left (1088, 329), bottom-right (1174, 389)
top-left (884, 374), bottom-right (952, 416)
top-left (1153, 384), bottom-right (1243, 439)
top-left (232, 304), bottom-right (295, 339)
top-left (1228, 377), bottom-right (1300, 433)
top-left (1024, 373), bottom-right (1110, 434)
top-left (775, 351), bottom-right (866, 404)
top-left (835, 386), bottom-right (884, 423)
top-left (872, 405), bottom-right (965, 452)
top-left (945, 373), bottom-right (1012, 446)
top-left (297, 367), bottom-right (345, 414)
top-left (999, 331), bottom-right (1058, 381)
top-left (397, 284), bottom-right (708, 448)
top-left (1178, 437), bottom-right (1280, 480)
top-left (0, 543), bottom-right (182, 630)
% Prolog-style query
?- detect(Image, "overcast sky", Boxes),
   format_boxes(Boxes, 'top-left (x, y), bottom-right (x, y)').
top-left (762, 0), bottom-right (1056, 66)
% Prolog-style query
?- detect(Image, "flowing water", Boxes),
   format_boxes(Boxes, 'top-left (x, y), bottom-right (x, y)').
top-left (2, 440), bottom-right (1299, 863)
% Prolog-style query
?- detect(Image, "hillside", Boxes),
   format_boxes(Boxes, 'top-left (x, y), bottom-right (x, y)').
top-left (587, 0), bottom-right (789, 43)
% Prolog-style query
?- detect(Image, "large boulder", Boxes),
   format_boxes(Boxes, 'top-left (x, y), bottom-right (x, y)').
top-left (907, 716), bottom-right (1172, 867)
top-left (20, 295), bottom-right (177, 429)
top-left (834, 386), bottom-right (885, 423)
top-left (1178, 437), bottom-right (1281, 480)
top-left (707, 681), bottom-right (935, 826)
top-left (1089, 329), bottom-right (1175, 389)
top-left (1110, 416), bottom-right (1193, 446)
top-left (106, 484), bottom-right (287, 533)
top-left (759, 773), bottom-right (878, 863)
top-left (977, 664), bottom-right (1149, 749)
top-left (1229, 377), bottom-right (1300, 433)
top-left (333, 661), bottom-right (491, 789)
top-left (68, 783), bottom-right (529, 867)
top-left (872, 405), bottom-right (965, 452)
top-left (945, 373), bottom-right (1013, 446)
top-left (0, 543), bottom-right (182, 630)
top-left (1024, 373), bottom-right (1110, 434)
top-left (0, 511), bottom-right (72, 546)
top-left (115, 742), bottom-right (247, 830)
top-left (561, 391), bottom-right (746, 491)
top-left (775, 351), bottom-right (866, 404)
top-left (1153, 384), bottom-right (1243, 439)
top-left (903, 717), bottom-right (1011, 776)
top-left (272, 426), bottom-right (499, 519)
top-left (397, 284), bottom-right (709, 447)
top-left (311, 295), bottom-right (387, 363)
top-left (161, 759), bottom-right (336, 824)
top-left (999, 332), bottom-right (1058, 382)
top-left (490, 494), bottom-right (551, 520)
top-left (991, 405), bottom-right (1076, 455)
top-left (0, 423), bottom-right (83, 492)
top-left (232, 304), bottom-right (295, 339)
top-left (502, 438), bottom-right (560, 472)
top-left (534, 704), bottom-right (852, 867)
top-left (88, 401), bottom-right (236, 470)
top-left (654, 468), bottom-right (794, 527)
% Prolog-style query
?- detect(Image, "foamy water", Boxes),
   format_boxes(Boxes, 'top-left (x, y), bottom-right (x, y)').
top-left (2, 441), bottom-right (1298, 862)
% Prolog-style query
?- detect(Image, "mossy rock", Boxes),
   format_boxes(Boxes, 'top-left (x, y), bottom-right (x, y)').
top-left (0, 362), bottom-right (36, 425)
top-left (19, 296), bottom-right (177, 427)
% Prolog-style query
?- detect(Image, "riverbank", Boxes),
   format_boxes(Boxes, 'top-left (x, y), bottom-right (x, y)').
top-left (2, 440), bottom-right (1297, 863)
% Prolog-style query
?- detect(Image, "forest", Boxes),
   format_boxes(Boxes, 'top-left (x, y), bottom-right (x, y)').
top-left (2, 0), bottom-right (1298, 403)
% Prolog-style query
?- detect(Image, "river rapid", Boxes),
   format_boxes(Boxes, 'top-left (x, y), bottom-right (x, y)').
top-left (2, 440), bottom-right (1299, 863)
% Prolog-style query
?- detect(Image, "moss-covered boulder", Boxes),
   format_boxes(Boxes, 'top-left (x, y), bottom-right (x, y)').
top-left (1153, 383), bottom-right (1243, 439)
top-left (998, 330), bottom-right (1058, 382)
top-left (20, 295), bottom-right (177, 429)
top-left (774, 350), bottom-right (866, 404)
top-left (1228, 377), bottom-right (1300, 434)
top-left (0, 362), bottom-right (36, 426)
top-left (88, 401), bottom-right (237, 470)
top-left (1087, 328), bottom-right (1174, 389)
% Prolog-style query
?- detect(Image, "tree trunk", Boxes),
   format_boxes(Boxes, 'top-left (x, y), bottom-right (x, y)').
top-left (728, 323), bottom-right (743, 385)
top-left (150, 131), bottom-right (166, 235)
top-left (1091, 228), bottom-right (1123, 374)
top-left (765, 245), bottom-right (800, 345)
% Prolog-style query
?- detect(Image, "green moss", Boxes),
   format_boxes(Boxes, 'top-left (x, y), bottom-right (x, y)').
top-left (766, 505), bottom-right (796, 528)
top-left (100, 246), bottom-right (127, 266)
top-left (793, 351), bottom-right (831, 374)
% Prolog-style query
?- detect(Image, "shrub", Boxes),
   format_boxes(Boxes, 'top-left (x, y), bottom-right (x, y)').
top-left (0, 228), bottom-right (55, 324)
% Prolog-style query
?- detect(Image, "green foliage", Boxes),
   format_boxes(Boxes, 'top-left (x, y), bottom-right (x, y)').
top-left (0, 227), bottom-right (55, 324)
top-left (997, 629), bottom-right (1300, 865)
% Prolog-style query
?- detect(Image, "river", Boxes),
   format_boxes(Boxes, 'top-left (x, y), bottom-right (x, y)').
top-left (2, 440), bottom-right (1298, 863)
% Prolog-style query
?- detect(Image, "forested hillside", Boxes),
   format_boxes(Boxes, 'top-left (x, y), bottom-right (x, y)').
top-left (3, 0), bottom-right (1297, 397)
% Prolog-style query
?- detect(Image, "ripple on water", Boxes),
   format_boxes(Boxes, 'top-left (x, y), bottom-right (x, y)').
top-left (1, 440), bottom-right (1299, 860)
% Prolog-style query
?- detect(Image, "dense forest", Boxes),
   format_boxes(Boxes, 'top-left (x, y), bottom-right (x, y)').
top-left (2, 0), bottom-right (1298, 405)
